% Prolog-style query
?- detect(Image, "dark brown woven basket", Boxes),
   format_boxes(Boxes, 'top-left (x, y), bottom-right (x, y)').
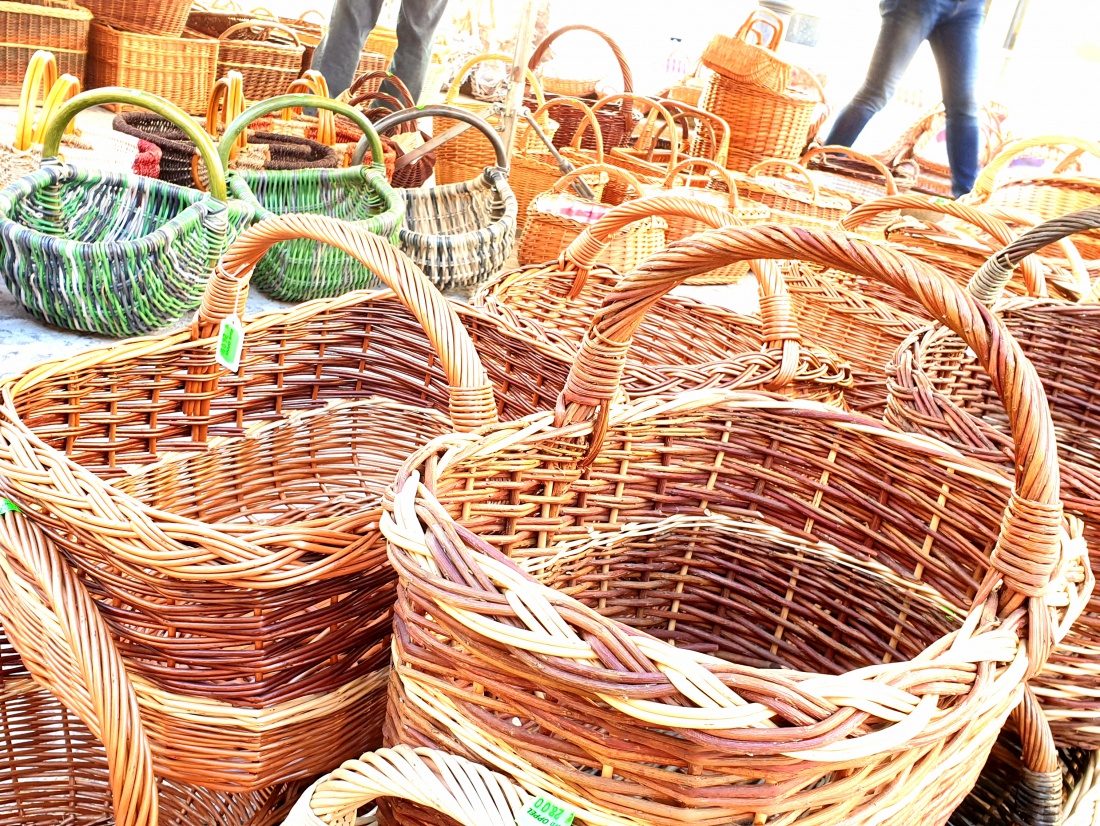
top-left (0, 0), bottom-right (91, 105)
top-left (346, 72), bottom-right (435, 187)
top-left (217, 19), bottom-right (304, 101)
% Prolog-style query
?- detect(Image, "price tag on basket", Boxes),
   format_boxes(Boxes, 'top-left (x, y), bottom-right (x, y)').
top-left (216, 314), bottom-right (245, 372)
top-left (516, 795), bottom-right (576, 826)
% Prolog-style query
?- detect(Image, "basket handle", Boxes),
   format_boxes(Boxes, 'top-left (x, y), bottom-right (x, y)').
top-left (14, 50), bottom-right (72, 150)
top-left (446, 53), bottom-right (546, 113)
top-left (205, 71), bottom-right (248, 153)
top-left (839, 193), bottom-right (1047, 299)
top-left (558, 224), bottom-right (1066, 637)
top-left (735, 7), bottom-right (785, 50)
top-left (981, 205), bottom-right (1092, 297)
top-left (202, 213), bottom-right (497, 431)
top-left (970, 135), bottom-right (1100, 199)
top-left (527, 97), bottom-right (604, 161)
top-left (33, 74), bottom-right (81, 146)
top-left (972, 205), bottom-right (1100, 306)
top-left (528, 24), bottom-right (634, 98)
top-left (222, 93), bottom-right (386, 173)
top-left (658, 100), bottom-right (730, 166)
top-left (359, 104), bottom-right (509, 169)
top-left (800, 145), bottom-right (898, 195)
top-left (748, 157), bottom-right (821, 204)
top-left (348, 70), bottom-right (416, 109)
top-left (0, 507), bottom-right (159, 826)
top-left (219, 18), bottom-right (303, 45)
top-left (551, 161), bottom-right (643, 199)
top-left (295, 8), bottom-right (327, 24)
top-left (283, 71), bottom-right (337, 146)
top-left (283, 745), bottom-right (535, 825)
top-left (661, 156), bottom-right (739, 212)
top-left (42, 88), bottom-right (228, 202)
top-left (593, 93), bottom-right (677, 171)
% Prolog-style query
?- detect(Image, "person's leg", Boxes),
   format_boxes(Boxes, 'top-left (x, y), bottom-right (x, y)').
top-left (825, 0), bottom-right (935, 147)
top-left (311, 0), bottom-right (385, 96)
top-left (388, 0), bottom-right (450, 104)
top-left (928, 0), bottom-right (985, 197)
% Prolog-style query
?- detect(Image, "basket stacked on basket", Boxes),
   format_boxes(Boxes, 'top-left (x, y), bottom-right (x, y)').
top-left (0, 0), bottom-right (91, 105)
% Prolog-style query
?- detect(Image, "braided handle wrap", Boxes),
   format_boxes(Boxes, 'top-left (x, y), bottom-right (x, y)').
top-left (0, 507), bottom-right (158, 826)
top-left (282, 745), bottom-right (532, 825)
top-left (839, 192), bottom-right (1047, 300)
top-left (560, 224), bottom-right (1064, 644)
top-left (973, 205), bottom-right (1100, 304)
top-left (208, 214), bottom-right (497, 432)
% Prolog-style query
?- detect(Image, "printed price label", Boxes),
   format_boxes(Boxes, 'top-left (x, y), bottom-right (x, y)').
top-left (0, 499), bottom-right (21, 514)
top-left (216, 314), bottom-right (244, 372)
top-left (516, 795), bottom-right (576, 826)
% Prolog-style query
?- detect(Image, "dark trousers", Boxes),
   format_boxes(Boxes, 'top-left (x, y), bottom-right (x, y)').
top-left (311, 0), bottom-right (449, 102)
top-left (826, 0), bottom-right (986, 197)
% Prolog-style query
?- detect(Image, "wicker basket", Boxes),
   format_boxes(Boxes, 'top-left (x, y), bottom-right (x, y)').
top-left (965, 135), bottom-right (1100, 259)
top-left (79, 0), bottom-right (189, 36)
top-left (475, 194), bottom-right (850, 405)
top-left (733, 157), bottom-right (850, 229)
top-left (652, 98), bottom-right (731, 167)
top-left (510, 97), bottom-right (606, 234)
top-left (697, 66), bottom-right (827, 170)
top-left (518, 163), bottom-right (662, 269)
top-left (593, 93), bottom-right (681, 199)
top-left (433, 52), bottom-right (546, 186)
top-left (0, 544), bottom-right (298, 826)
top-left (0, 0), bottom-right (90, 105)
top-left (86, 22), bottom-right (218, 115)
top-left (886, 206), bottom-right (1100, 749)
top-left (342, 71), bottom-right (434, 187)
top-left (220, 92), bottom-right (403, 301)
top-left (528, 24), bottom-right (635, 151)
top-left (217, 19), bottom-right (304, 101)
top-left (364, 24), bottom-right (396, 63)
top-left (701, 7), bottom-right (791, 91)
top-left (0, 87), bottom-right (255, 336)
top-left (801, 144), bottom-right (911, 220)
top-left (374, 223), bottom-right (1086, 826)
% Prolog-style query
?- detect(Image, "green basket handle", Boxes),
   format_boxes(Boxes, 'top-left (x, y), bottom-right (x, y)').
top-left (222, 93), bottom-right (386, 172)
top-left (42, 87), bottom-right (227, 202)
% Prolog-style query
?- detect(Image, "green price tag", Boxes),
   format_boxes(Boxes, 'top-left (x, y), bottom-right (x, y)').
top-left (215, 314), bottom-right (244, 372)
top-left (516, 795), bottom-right (576, 826)
top-left (0, 499), bottom-right (20, 514)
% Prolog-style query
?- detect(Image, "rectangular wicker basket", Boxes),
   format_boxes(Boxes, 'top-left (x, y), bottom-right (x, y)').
top-left (85, 22), bottom-right (218, 115)
top-left (0, 0), bottom-right (91, 105)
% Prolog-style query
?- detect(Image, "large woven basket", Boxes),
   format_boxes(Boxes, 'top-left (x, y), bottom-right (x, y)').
top-left (79, 0), bottom-right (189, 36)
top-left (217, 19), bottom-right (304, 101)
top-left (0, 540), bottom-right (299, 826)
top-left (476, 194), bottom-right (850, 404)
top-left (528, 24), bottom-right (635, 151)
top-left (373, 223), bottom-right (1087, 826)
top-left (0, 211), bottom-right (586, 793)
top-left (0, 0), bottom-right (90, 105)
top-left (801, 144), bottom-right (913, 234)
top-left (518, 162), bottom-right (663, 269)
top-left (0, 87), bottom-right (255, 336)
top-left (85, 22), bottom-right (219, 115)
top-left (366, 105), bottom-right (517, 292)
top-left (700, 7), bottom-right (790, 91)
top-left (220, 92), bottom-right (403, 301)
top-left (734, 157), bottom-right (851, 229)
top-left (886, 206), bottom-right (1100, 749)
top-left (964, 135), bottom-right (1100, 259)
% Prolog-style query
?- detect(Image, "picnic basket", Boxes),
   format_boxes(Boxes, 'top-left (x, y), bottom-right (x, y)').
top-left (219, 92), bottom-right (403, 301)
top-left (377, 223), bottom-right (1088, 826)
top-left (885, 205), bottom-right (1100, 748)
top-left (964, 135), bottom-right (1100, 258)
top-left (0, 510), bottom-right (300, 826)
top-left (217, 19), bottom-right (304, 101)
top-left (0, 0), bottom-right (90, 105)
top-left (85, 22), bottom-right (219, 115)
top-left (701, 7), bottom-right (791, 92)
top-left (365, 105), bottom-right (517, 291)
top-left (528, 24), bottom-right (635, 151)
top-left (0, 87), bottom-right (255, 336)
top-left (517, 163), bottom-right (663, 269)
top-left (475, 194), bottom-right (850, 404)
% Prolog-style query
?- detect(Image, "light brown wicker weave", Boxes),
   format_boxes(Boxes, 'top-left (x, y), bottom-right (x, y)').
top-left (594, 93), bottom-right (681, 198)
top-left (217, 19), bottom-right (304, 102)
top-left (517, 163), bottom-right (662, 269)
top-left (376, 223), bottom-right (1087, 826)
top-left (79, 0), bottom-right (189, 36)
top-left (700, 7), bottom-right (790, 91)
top-left (886, 206), bottom-right (1100, 749)
top-left (0, 0), bottom-right (90, 105)
top-left (733, 156), bottom-right (851, 229)
top-left (0, 508), bottom-right (300, 826)
top-left (476, 194), bottom-right (851, 405)
top-left (86, 22), bottom-right (218, 115)
top-left (364, 24), bottom-right (396, 64)
top-left (650, 98), bottom-right (731, 167)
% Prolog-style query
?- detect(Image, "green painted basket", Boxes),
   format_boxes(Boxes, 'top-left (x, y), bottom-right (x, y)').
top-left (221, 93), bottom-right (404, 302)
top-left (0, 88), bottom-right (256, 337)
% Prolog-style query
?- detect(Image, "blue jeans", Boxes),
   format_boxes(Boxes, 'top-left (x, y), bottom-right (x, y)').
top-left (311, 0), bottom-right (449, 102)
top-left (826, 0), bottom-right (985, 197)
